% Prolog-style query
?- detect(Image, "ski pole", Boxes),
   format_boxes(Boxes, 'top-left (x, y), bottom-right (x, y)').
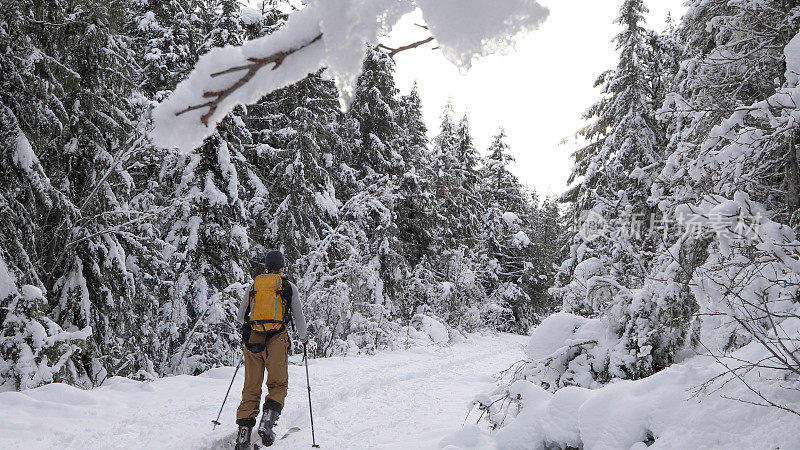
top-left (212, 356), bottom-right (242, 429)
top-left (303, 344), bottom-right (320, 448)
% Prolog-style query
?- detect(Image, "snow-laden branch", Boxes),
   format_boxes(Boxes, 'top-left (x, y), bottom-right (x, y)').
top-left (150, 0), bottom-right (549, 153)
top-left (175, 33), bottom-right (324, 126)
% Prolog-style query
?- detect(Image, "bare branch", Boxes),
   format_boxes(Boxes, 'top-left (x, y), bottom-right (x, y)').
top-left (376, 36), bottom-right (436, 60)
top-left (175, 33), bottom-right (323, 126)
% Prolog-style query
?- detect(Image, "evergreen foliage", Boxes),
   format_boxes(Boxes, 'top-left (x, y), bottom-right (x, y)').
top-left (550, 0), bottom-right (678, 380)
top-left (0, 0), bottom-right (561, 389)
top-left (519, 0), bottom-right (800, 400)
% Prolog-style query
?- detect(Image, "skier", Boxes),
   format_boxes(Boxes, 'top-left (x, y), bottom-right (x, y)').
top-left (235, 250), bottom-right (308, 449)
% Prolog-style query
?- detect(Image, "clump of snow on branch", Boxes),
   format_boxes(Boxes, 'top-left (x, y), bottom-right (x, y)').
top-left (410, 314), bottom-right (450, 345)
top-left (502, 211), bottom-right (519, 226)
top-left (150, 0), bottom-right (549, 153)
top-left (239, 7), bottom-right (262, 26)
top-left (511, 230), bottom-right (531, 247)
top-left (417, 0), bottom-right (548, 69)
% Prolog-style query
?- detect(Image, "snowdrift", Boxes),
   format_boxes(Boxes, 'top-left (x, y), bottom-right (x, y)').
top-left (443, 316), bottom-right (800, 449)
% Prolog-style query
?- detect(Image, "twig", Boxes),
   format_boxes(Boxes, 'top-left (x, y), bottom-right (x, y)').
top-left (697, 340), bottom-right (800, 417)
top-left (376, 36), bottom-right (436, 59)
top-left (175, 33), bottom-right (323, 126)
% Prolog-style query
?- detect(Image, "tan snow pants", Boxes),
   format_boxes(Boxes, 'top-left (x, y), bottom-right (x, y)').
top-left (236, 330), bottom-right (290, 420)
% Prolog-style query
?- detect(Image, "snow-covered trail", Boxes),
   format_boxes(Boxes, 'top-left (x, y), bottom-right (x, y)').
top-left (0, 333), bottom-right (527, 449)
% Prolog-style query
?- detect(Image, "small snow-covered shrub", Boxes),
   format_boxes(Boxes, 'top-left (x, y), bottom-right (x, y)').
top-left (477, 313), bottom-right (616, 412)
top-left (1, 279), bottom-right (91, 391)
top-left (409, 313), bottom-right (450, 345)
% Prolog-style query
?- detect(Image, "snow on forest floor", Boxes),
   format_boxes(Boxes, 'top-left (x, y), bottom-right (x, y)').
top-left (0, 332), bottom-right (527, 449)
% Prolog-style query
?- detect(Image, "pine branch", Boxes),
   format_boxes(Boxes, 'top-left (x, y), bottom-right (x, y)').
top-left (175, 33), bottom-right (323, 126)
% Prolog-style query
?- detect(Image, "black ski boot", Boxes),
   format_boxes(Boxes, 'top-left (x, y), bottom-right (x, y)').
top-left (257, 400), bottom-right (282, 447)
top-left (235, 418), bottom-right (255, 450)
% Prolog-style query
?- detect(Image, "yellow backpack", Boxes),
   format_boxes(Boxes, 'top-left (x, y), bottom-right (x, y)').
top-left (247, 274), bottom-right (290, 334)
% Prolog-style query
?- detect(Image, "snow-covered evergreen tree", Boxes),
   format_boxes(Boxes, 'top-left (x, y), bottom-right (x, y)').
top-left (548, 0), bottom-right (684, 383)
top-left (128, 0), bottom-right (201, 100)
top-left (393, 84), bottom-right (442, 321)
top-left (417, 105), bottom-right (492, 328)
top-left (528, 197), bottom-right (563, 316)
top-left (653, 0), bottom-right (800, 357)
top-left (479, 129), bottom-right (539, 332)
top-left (297, 178), bottom-right (401, 357)
top-left (395, 83), bottom-right (437, 270)
top-left (0, 77), bottom-right (91, 389)
top-left (339, 48), bottom-right (407, 310)
top-left (452, 114), bottom-right (485, 246)
top-left (347, 48), bottom-right (405, 180)
top-left (556, 0), bottom-right (666, 306)
top-left (0, 253), bottom-right (91, 391)
top-left (157, 0), bottom-right (254, 373)
top-left (245, 71), bottom-right (341, 267)
top-left (0, 0), bottom-right (173, 386)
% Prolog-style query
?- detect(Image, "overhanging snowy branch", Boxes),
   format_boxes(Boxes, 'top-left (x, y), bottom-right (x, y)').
top-left (175, 33), bottom-right (323, 126)
top-left (149, 0), bottom-right (549, 153)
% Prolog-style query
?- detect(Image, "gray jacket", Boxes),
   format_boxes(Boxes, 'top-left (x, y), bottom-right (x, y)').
top-left (236, 278), bottom-right (308, 342)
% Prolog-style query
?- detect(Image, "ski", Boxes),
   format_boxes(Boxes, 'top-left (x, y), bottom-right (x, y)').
top-left (280, 427), bottom-right (301, 440)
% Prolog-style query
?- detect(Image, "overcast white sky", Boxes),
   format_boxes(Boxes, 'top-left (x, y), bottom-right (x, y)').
top-left (387, 0), bottom-right (686, 199)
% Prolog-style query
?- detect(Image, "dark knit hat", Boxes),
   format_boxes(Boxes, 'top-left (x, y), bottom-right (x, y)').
top-left (264, 250), bottom-right (286, 272)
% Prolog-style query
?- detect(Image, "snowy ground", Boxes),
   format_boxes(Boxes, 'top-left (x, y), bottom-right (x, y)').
top-left (0, 332), bottom-right (527, 449)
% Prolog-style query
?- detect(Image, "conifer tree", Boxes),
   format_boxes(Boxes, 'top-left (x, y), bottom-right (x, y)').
top-left (0, 257), bottom-right (90, 391)
top-left (528, 197), bottom-right (563, 316)
top-left (297, 179), bottom-right (400, 356)
top-left (551, 0), bottom-right (676, 380)
top-left (347, 48), bottom-right (405, 181)
top-left (0, 0), bottom-right (169, 385)
top-left (239, 1), bottom-right (343, 272)
top-left (125, 0), bottom-right (205, 377)
top-left (479, 129), bottom-right (539, 331)
top-left (647, 0), bottom-right (800, 364)
top-left (340, 48), bottom-right (407, 308)
top-left (246, 71), bottom-right (342, 266)
top-left (430, 105), bottom-right (484, 250)
top-left (395, 83), bottom-right (437, 269)
top-left (157, 0), bottom-right (254, 373)
top-left (420, 105), bottom-right (491, 328)
top-left (128, 0), bottom-right (201, 99)
top-left (554, 0), bottom-right (666, 313)
top-left (451, 114), bottom-right (485, 244)
top-left (0, 82), bottom-right (90, 388)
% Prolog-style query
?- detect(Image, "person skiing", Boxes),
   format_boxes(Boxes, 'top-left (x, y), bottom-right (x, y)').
top-left (234, 250), bottom-right (308, 449)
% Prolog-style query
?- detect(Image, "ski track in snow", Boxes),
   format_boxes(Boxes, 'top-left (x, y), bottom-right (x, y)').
top-left (0, 332), bottom-right (527, 449)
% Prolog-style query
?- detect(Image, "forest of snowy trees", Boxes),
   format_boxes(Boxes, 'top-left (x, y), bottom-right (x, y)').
top-left (477, 0), bottom-right (800, 436)
top-left (0, 0), bottom-right (560, 390)
top-left (5, 0), bottom-right (800, 442)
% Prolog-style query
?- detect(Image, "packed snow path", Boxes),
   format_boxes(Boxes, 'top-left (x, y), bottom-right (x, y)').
top-left (0, 333), bottom-right (527, 449)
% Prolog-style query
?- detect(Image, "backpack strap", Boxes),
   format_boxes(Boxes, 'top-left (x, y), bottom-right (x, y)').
top-left (280, 277), bottom-right (295, 331)
top-left (247, 275), bottom-right (263, 323)
top-left (247, 319), bottom-right (286, 325)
